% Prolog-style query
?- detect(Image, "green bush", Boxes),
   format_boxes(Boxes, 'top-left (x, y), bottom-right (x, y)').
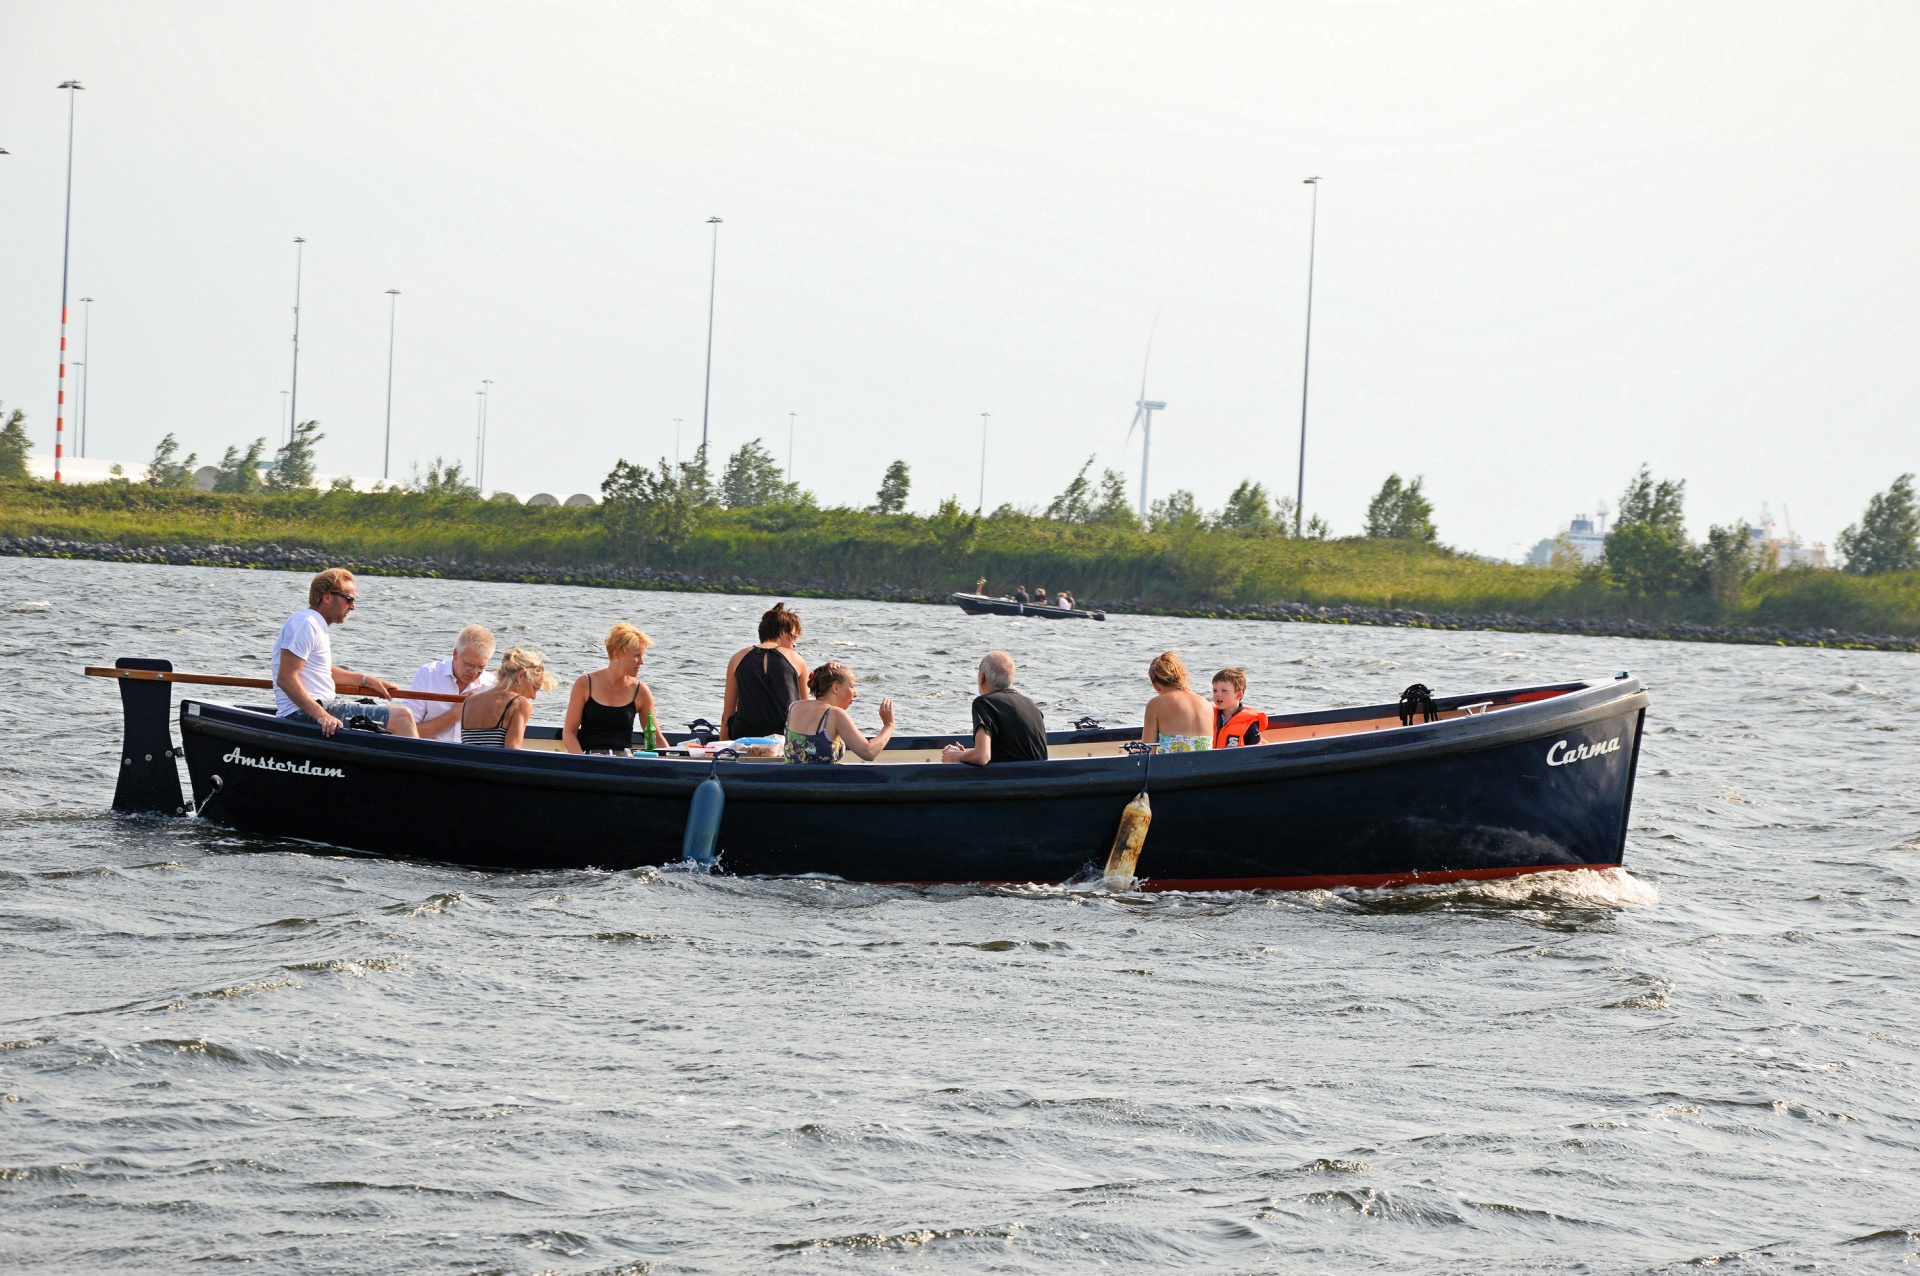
top-left (4, 478), bottom-right (1919, 634)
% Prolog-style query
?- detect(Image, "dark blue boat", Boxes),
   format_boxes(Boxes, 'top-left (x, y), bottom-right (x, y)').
top-left (952, 592), bottom-right (1107, 620)
top-left (95, 658), bottom-right (1647, 892)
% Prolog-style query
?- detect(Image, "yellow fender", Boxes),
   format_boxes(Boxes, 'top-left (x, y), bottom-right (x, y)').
top-left (1102, 791), bottom-right (1152, 889)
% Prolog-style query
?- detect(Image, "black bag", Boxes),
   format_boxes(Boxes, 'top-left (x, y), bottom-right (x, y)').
top-left (1398, 683), bottom-right (1439, 726)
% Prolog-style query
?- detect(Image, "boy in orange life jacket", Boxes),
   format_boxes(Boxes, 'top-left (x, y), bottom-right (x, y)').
top-left (1211, 667), bottom-right (1267, 748)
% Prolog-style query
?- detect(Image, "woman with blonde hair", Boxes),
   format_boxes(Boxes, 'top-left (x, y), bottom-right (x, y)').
top-left (459, 648), bottom-right (558, 749)
top-left (1140, 650), bottom-right (1213, 753)
top-left (563, 622), bottom-right (657, 756)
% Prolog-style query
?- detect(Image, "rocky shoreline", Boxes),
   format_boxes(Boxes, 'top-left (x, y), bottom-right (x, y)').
top-left (5, 534), bottom-right (1915, 653)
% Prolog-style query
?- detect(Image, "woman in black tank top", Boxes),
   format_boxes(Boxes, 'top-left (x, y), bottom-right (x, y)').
top-left (723, 602), bottom-right (809, 739)
top-left (563, 623), bottom-right (657, 755)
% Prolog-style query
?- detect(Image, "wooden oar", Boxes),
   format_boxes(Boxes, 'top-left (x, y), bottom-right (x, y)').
top-left (82, 666), bottom-right (469, 703)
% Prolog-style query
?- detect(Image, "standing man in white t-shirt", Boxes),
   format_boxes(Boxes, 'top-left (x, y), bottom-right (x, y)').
top-left (271, 568), bottom-right (420, 738)
top-left (403, 624), bottom-right (497, 742)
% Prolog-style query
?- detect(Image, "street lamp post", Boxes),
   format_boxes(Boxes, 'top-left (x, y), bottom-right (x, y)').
top-left (978, 413), bottom-right (990, 512)
top-left (382, 290), bottom-right (400, 481)
top-left (475, 380), bottom-right (492, 491)
top-left (280, 390), bottom-right (289, 440)
top-left (700, 216), bottom-right (722, 455)
top-left (1293, 177), bottom-right (1320, 538)
top-left (673, 417), bottom-right (683, 467)
top-left (53, 80), bottom-right (84, 482)
top-left (77, 297), bottom-right (93, 457)
top-left (788, 412), bottom-right (796, 479)
top-left (288, 237), bottom-right (306, 446)
top-left (69, 363), bottom-right (83, 458)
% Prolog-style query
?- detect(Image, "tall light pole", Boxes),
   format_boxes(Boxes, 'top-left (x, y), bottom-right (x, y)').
top-left (700, 216), bottom-right (722, 456)
top-left (77, 297), bottom-right (94, 457)
top-left (280, 390), bottom-right (289, 440)
top-left (382, 290), bottom-right (400, 480)
top-left (787, 412), bottom-right (796, 478)
top-left (288, 237), bottom-right (306, 446)
top-left (70, 362), bottom-right (83, 458)
top-left (978, 413), bottom-right (990, 512)
top-left (1293, 177), bottom-right (1320, 537)
top-left (673, 417), bottom-right (683, 467)
top-left (474, 379), bottom-right (492, 490)
top-left (52, 80), bottom-right (84, 482)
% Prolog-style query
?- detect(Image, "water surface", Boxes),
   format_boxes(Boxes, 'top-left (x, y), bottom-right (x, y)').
top-left (3, 558), bottom-right (1918, 1272)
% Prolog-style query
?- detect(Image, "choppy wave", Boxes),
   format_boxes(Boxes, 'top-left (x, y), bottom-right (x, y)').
top-left (3, 556), bottom-right (1917, 1274)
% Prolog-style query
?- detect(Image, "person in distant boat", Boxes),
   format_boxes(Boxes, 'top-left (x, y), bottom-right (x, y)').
top-left (459, 647), bottom-right (557, 749)
top-left (1210, 666), bottom-right (1267, 749)
top-left (405, 624), bottom-right (497, 742)
top-left (1012, 585), bottom-right (1030, 604)
top-left (1033, 588), bottom-right (1049, 607)
top-left (975, 577), bottom-right (988, 595)
top-left (1141, 651), bottom-right (1212, 752)
top-left (723, 603), bottom-right (810, 740)
top-left (942, 650), bottom-right (1048, 765)
top-left (272, 568), bottom-right (420, 738)
top-left (784, 662), bottom-right (896, 763)
top-left (1055, 590), bottom-right (1075, 612)
top-left (563, 622), bottom-right (656, 756)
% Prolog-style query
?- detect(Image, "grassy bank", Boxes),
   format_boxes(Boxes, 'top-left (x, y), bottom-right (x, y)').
top-left (4, 481), bottom-right (1919, 636)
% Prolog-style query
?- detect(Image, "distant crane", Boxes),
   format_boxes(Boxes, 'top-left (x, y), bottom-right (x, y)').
top-left (1126, 313), bottom-right (1166, 519)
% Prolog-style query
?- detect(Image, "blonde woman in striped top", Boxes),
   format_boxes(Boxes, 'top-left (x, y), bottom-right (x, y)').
top-left (459, 648), bottom-right (559, 749)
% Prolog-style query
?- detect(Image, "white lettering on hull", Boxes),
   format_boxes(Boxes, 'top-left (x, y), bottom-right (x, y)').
top-left (221, 747), bottom-right (345, 779)
top-left (1545, 737), bottom-right (1622, 767)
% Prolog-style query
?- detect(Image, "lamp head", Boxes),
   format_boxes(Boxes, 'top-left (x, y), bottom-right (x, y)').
top-left (58, 81), bottom-right (85, 90)
top-left (386, 288), bottom-right (400, 296)
top-left (1303, 176), bottom-right (1320, 185)
top-left (707, 216), bottom-right (723, 225)
top-left (293, 236), bottom-right (305, 243)
top-left (80, 296), bottom-right (93, 303)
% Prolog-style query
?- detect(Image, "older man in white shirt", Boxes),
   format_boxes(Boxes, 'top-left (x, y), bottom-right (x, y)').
top-left (405, 625), bottom-right (498, 742)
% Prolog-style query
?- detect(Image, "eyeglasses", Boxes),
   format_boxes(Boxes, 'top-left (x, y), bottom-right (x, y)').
top-left (330, 591), bottom-right (357, 609)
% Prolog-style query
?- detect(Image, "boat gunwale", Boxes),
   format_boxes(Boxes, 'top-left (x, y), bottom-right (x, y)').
top-left (179, 677), bottom-right (1648, 804)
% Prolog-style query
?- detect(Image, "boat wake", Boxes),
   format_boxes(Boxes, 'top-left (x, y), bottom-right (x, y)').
top-left (1341, 866), bottom-right (1658, 912)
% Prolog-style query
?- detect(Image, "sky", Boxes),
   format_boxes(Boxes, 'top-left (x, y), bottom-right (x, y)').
top-left (1, 1), bottom-right (1915, 557)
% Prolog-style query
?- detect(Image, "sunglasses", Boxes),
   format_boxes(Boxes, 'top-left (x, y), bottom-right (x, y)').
top-left (330, 591), bottom-right (358, 609)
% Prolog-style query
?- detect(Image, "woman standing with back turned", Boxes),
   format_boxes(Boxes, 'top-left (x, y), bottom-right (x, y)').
top-left (722, 603), bottom-right (810, 740)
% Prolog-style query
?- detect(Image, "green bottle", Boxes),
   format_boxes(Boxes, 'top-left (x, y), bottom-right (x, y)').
top-left (642, 710), bottom-right (659, 753)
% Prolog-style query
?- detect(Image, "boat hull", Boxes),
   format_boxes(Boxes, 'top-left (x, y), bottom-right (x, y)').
top-left (951, 592), bottom-right (1106, 620)
top-left (174, 678), bottom-right (1647, 891)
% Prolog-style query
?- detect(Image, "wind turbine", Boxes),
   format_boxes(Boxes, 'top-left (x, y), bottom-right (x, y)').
top-left (1125, 314), bottom-right (1166, 519)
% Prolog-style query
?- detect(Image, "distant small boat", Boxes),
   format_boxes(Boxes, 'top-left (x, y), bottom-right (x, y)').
top-left (952, 592), bottom-right (1106, 621)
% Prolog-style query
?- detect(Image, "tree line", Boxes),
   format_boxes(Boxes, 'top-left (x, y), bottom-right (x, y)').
top-left (4, 402), bottom-right (1915, 579)
top-left (598, 442), bottom-right (1451, 549)
top-left (1574, 467), bottom-right (1920, 597)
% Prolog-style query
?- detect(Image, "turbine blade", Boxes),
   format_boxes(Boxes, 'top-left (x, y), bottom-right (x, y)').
top-left (1138, 307), bottom-right (1163, 401)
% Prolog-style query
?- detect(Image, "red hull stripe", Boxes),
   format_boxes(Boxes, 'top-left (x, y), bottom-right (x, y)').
top-left (872, 862), bottom-right (1618, 893)
top-left (1138, 862), bottom-right (1617, 893)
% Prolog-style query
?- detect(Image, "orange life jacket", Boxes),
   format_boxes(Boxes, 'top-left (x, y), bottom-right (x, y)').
top-left (1214, 705), bottom-right (1267, 749)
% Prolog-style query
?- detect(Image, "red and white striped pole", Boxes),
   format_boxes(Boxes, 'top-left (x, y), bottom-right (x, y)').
top-left (53, 80), bottom-right (85, 484)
